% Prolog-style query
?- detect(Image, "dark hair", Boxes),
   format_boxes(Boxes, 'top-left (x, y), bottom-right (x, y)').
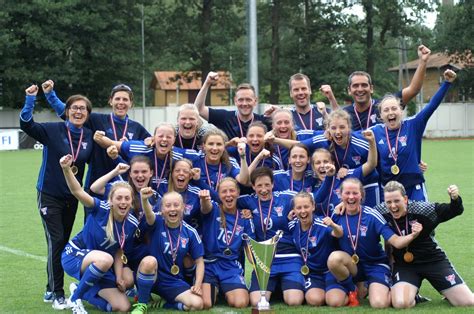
top-left (110, 84), bottom-right (134, 102)
top-left (202, 128), bottom-right (231, 171)
top-left (169, 158), bottom-right (193, 193)
top-left (289, 143), bottom-right (310, 158)
top-left (293, 191), bottom-right (315, 208)
top-left (250, 166), bottom-right (273, 186)
top-left (128, 155), bottom-right (153, 217)
top-left (65, 94), bottom-right (92, 114)
top-left (347, 71), bottom-right (373, 87)
top-left (289, 73), bottom-right (311, 90)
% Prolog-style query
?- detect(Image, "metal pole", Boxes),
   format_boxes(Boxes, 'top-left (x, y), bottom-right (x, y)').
top-left (141, 4), bottom-right (146, 128)
top-left (248, 0), bottom-right (259, 110)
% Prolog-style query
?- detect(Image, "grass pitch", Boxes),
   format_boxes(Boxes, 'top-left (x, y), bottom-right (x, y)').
top-left (0, 139), bottom-right (472, 313)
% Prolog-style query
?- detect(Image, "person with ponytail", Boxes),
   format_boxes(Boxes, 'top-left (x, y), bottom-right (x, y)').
top-left (60, 154), bottom-right (138, 313)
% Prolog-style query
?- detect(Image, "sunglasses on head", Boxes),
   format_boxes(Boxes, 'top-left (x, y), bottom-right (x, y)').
top-left (111, 84), bottom-right (132, 92)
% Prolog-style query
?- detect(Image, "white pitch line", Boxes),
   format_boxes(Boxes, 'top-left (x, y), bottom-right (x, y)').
top-left (0, 245), bottom-right (47, 262)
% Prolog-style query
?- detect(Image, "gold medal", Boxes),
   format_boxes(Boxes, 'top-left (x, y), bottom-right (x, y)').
top-left (121, 253), bottom-right (128, 264)
top-left (403, 251), bottom-right (414, 263)
top-left (135, 228), bottom-right (141, 238)
top-left (71, 165), bottom-right (79, 175)
top-left (300, 265), bottom-right (310, 276)
top-left (170, 264), bottom-right (180, 275)
top-left (351, 254), bottom-right (359, 265)
top-left (391, 164), bottom-right (400, 175)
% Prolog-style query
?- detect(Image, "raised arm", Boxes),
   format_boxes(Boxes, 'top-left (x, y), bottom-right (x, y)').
top-left (320, 85), bottom-right (340, 110)
top-left (90, 163), bottom-right (130, 195)
top-left (199, 190), bottom-right (213, 215)
top-left (247, 148), bottom-right (270, 176)
top-left (322, 216), bottom-right (343, 238)
top-left (361, 129), bottom-right (377, 176)
top-left (59, 154), bottom-right (95, 207)
top-left (42, 80), bottom-right (66, 117)
top-left (20, 85), bottom-right (38, 122)
top-left (387, 222), bottom-right (423, 249)
top-left (194, 71), bottom-right (218, 121)
top-left (140, 187), bottom-right (156, 225)
top-left (235, 142), bottom-right (250, 186)
top-left (265, 131), bottom-right (299, 149)
top-left (401, 45), bottom-right (431, 106)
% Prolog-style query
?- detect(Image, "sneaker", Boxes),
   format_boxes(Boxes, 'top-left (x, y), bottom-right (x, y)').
top-left (43, 291), bottom-right (54, 303)
top-left (415, 294), bottom-right (431, 304)
top-left (348, 290), bottom-right (360, 307)
top-left (52, 296), bottom-right (70, 310)
top-left (131, 302), bottom-right (148, 314)
top-left (68, 297), bottom-right (88, 314)
top-left (69, 282), bottom-right (78, 297)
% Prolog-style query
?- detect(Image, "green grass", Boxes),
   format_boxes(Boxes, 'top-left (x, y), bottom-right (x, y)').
top-left (0, 139), bottom-right (473, 313)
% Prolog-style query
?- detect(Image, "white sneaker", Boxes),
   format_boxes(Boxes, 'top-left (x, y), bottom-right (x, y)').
top-left (68, 297), bottom-right (88, 314)
top-left (69, 282), bottom-right (78, 297)
top-left (52, 296), bottom-right (69, 310)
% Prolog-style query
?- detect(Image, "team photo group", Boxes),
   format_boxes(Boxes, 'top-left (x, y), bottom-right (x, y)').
top-left (20, 45), bottom-right (473, 313)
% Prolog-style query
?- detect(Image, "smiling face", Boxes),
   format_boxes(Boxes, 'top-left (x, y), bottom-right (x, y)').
top-left (290, 78), bottom-right (311, 109)
top-left (293, 195), bottom-right (314, 226)
top-left (289, 146), bottom-right (309, 173)
top-left (130, 161), bottom-right (153, 190)
top-left (384, 190), bottom-right (408, 219)
top-left (67, 100), bottom-right (89, 128)
top-left (161, 193), bottom-right (184, 227)
top-left (273, 111), bottom-right (294, 139)
top-left (311, 150), bottom-right (333, 180)
top-left (234, 88), bottom-right (257, 119)
top-left (110, 187), bottom-right (133, 220)
top-left (247, 125), bottom-right (265, 154)
top-left (154, 125), bottom-right (176, 157)
top-left (348, 74), bottom-right (373, 107)
top-left (178, 108), bottom-right (199, 138)
top-left (172, 160), bottom-right (192, 192)
top-left (203, 134), bottom-right (225, 164)
top-left (218, 179), bottom-right (239, 212)
top-left (328, 116), bottom-right (350, 148)
top-left (109, 91), bottom-right (132, 118)
top-left (252, 175), bottom-right (274, 201)
top-left (341, 181), bottom-right (363, 214)
top-left (380, 98), bottom-right (403, 130)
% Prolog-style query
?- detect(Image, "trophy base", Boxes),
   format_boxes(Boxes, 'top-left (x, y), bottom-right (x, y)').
top-left (252, 308), bottom-right (275, 314)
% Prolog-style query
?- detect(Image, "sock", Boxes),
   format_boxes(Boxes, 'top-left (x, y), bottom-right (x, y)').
top-left (72, 263), bottom-right (106, 301)
top-left (340, 275), bottom-right (356, 292)
top-left (87, 294), bottom-right (112, 312)
top-left (136, 272), bottom-right (156, 304)
top-left (163, 302), bottom-right (185, 311)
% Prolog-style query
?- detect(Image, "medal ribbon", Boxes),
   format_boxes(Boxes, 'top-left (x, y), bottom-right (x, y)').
top-left (113, 217), bottom-right (127, 251)
top-left (154, 153), bottom-right (169, 191)
top-left (384, 124), bottom-right (402, 166)
top-left (204, 159), bottom-right (222, 191)
top-left (258, 196), bottom-right (274, 240)
top-left (66, 125), bottom-right (84, 163)
top-left (353, 100), bottom-right (373, 130)
top-left (300, 223), bottom-right (313, 265)
top-left (344, 207), bottom-right (362, 255)
top-left (222, 209), bottom-right (239, 248)
top-left (178, 132), bottom-right (197, 150)
top-left (236, 113), bottom-right (254, 138)
top-left (110, 113), bottom-right (129, 141)
top-left (296, 106), bottom-right (313, 130)
top-left (319, 177), bottom-right (335, 217)
top-left (391, 214), bottom-right (409, 237)
top-left (334, 139), bottom-right (350, 169)
top-left (165, 223), bottom-right (183, 265)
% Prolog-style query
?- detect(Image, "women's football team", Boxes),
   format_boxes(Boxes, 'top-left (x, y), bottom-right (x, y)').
top-left (21, 67), bottom-right (473, 313)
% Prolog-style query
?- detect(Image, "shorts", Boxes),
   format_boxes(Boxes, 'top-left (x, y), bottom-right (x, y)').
top-left (406, 183), bottom-right (428, 202)
top-left (305, 271), bottom-right (343, 292)
top-left (392, 259), bottom-right (464, 292)
top-left (249, 257), bottom-right (304, 293)
top-left (124, 243), bottom-right (149, 272)
top-left (204, 259), bottom-right (247, 294)
top-left (353, 262), bottom-right (391, 288)
top-left (153, 275), bottom-right (190, 303)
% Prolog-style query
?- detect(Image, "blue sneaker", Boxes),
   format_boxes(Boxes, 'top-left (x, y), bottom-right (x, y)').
top-left (43, 291), bottom-right (54, 303)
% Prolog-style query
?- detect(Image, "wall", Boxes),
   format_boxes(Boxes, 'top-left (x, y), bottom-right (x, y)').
top-left (2, 102), bottom-right (473, 138)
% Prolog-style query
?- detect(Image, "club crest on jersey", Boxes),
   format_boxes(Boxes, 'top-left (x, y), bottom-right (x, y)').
top-left (398, 136), bottom-right (407, 147)
top-left (352, 155), bottom-right (361, 166)
top-left (180, 237), bottom-right (188, 248)
top-left (40, 207), bottom-right (48, 215)
top-left (360, 225), bottom-right (367, 237)
top-left (409, 219), bottom-right (418, 226)
top-left (309, 236), bottom-right (317, 247)
top-left (235, 225), bottom-right (243, 235)
top-left (445, 274), bottom-right (456, 285)
top-left (184, 204), bottom-right (192, 215)
top-left (274, 206), bottom-right (283, 217)
top-left (316, 117), bottom-right (323, 126)
top-left (370, 114), bottom-right (377, 123)
top-left (335, 188), bottom-right (341, 199)
top-left (127, 132), bottom-right (134, 140)
top-left (82, 142), bottom-right (88, 149)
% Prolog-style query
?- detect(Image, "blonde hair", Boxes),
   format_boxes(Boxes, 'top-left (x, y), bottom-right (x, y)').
top-left (340, 178), bottom-right (366, 203)
top-left (202, 128), bottom-right (231, 170)
top-left (217, 177), bottom-right (240, 227)
top-left (383, 180), bottom-right (406, 196)
top-left (160, 191), bottom-right (184, 222)
top-left (293, 191), bottom-right (315, 209)
top-left (271, 108), bottom-right (296, 140)
top-left (105, 182), bottom-right (134, 243)
top-left (177, 103), bottom-right (203, 129)
top-left (154, 122), bottom-right (177, 137)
